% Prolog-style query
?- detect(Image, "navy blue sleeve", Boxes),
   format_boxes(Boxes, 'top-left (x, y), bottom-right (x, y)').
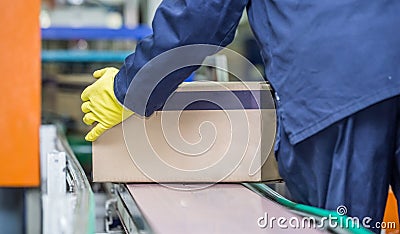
top-left (114, 0), bottom-right (248, 116)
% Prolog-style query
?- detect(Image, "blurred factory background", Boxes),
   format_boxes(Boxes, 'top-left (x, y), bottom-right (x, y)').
top-left (0, 1), bottom-right (398, 234)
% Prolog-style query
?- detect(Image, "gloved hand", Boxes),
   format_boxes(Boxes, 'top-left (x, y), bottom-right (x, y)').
top-left (81, 67), bottom-right (133, 141)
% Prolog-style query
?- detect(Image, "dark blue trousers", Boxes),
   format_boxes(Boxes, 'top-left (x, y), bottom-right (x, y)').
top-left (277, 96), bottom-right (400, 233)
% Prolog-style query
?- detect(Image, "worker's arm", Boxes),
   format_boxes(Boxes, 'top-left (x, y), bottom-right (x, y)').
top-left (81, 0), bottom-right (248, 141)
top-left (115, 0), bottom-right (249, 116)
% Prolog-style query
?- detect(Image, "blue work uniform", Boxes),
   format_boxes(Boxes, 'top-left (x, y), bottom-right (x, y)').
top-left (114, 0), bottom-right (400, 231)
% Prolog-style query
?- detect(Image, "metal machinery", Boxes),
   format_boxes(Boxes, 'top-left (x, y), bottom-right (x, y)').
top-left (41, 125), bottom-right (95, 234)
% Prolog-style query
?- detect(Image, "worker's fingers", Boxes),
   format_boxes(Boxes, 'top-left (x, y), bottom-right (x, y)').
top-left (83, 112), bottom-right (100, 126)
top-left (81, 101), bottom-right (92, 113)
top-left (81, 85), bottom-right (93, 102)
top-left (92, 68), bottom-right (108, 79)
top-left (85, 123), bottom-right (107, 142)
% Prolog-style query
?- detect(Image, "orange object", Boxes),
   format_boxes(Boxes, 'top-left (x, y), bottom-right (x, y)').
top-left (0, 1), bottom-right (41, 187)
top-left (384, 188), bottom-right (399, 233)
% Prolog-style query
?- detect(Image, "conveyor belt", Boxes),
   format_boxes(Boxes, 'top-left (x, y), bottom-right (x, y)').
top-left (118, 184), bottom-right (324, 234)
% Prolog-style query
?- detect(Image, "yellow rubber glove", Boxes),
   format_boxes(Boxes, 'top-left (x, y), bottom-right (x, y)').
top-left (81, 67), bottom-right (133, 141)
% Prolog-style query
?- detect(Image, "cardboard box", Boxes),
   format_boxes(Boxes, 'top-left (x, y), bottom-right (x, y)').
top-left (93, 82), bottom-right (280, 182)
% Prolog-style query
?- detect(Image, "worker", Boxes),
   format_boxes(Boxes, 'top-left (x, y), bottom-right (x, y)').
top-left (81, 1), bottom-right (400, 232)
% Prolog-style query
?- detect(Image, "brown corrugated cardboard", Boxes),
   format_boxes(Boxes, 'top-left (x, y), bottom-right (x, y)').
top-left (92, 82), bottom-right (280, 182)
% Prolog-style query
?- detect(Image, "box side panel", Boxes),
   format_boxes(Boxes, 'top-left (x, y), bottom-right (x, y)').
top-left (93, 109), bottom-right (279, 182)
top-left (92, 124), bottom-right (151, 182)
top-left (261, 110), bottom-right (281, 181)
